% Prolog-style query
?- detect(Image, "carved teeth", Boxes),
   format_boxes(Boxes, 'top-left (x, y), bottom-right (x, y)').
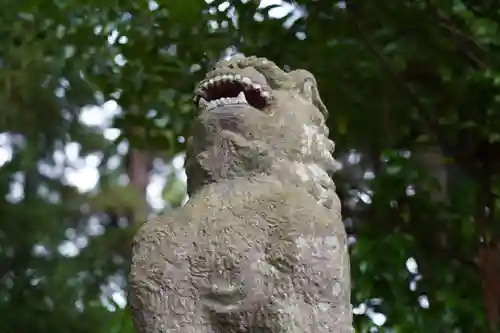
top-left (242, 77), bottom-right (252, 85)
top-left (199, 74), bottom-right (267, 92)
top-left (237, 91), bottom-right (247, 103)
top-left (197, 95), bottom-right (250, 111)
top-left (198, 97), bottom-right (209, 108)
top-left (195, 73), bottom-right (271, 110)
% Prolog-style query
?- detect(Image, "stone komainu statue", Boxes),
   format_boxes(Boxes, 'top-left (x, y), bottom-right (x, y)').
top-left (128, 56), bottom-right (353, 333)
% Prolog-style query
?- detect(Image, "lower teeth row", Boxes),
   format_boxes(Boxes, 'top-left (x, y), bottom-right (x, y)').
top-left (199, 91), bottom-right (248, 109)
top-left (207, 98), bottom-right (243, 109)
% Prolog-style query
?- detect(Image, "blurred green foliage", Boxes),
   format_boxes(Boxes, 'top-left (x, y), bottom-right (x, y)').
top-left (0, 0), bottom-right (500, 332)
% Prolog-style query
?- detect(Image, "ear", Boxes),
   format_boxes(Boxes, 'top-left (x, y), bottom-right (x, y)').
top-left (288, 69), bottom-right (328, 117)
top-left (300, 77), bottom-right (316, 102)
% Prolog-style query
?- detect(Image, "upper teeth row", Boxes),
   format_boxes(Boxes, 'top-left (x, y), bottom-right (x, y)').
top-left (195, 74), bottom-right (271, 101)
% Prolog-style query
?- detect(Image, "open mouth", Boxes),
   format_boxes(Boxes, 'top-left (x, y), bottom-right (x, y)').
top-left (194, 74), bottom-right (271, 111)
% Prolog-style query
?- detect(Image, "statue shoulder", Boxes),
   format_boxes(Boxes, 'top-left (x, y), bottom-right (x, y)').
top-left (131, 211), bottom-right (190, 259)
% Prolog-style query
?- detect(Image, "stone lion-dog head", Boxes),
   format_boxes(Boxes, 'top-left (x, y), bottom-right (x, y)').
top-left (187, 55), bottom-right (340, 211)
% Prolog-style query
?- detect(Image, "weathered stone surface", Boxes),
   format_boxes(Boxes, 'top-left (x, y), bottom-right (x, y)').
top-left (128, 55), bottom-right (353, 333)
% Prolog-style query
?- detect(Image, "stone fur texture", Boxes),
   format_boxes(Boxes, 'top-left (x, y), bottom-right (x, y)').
top-left (128, 55), bottom-right (353, 333)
